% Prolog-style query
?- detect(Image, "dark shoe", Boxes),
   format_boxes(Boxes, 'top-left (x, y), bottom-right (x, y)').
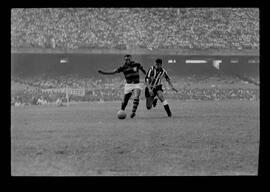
top-left (152, 98), bottom-right (158, 108)
top-left (130, 112), bottom-right (136, 118)
top-left (167, 111), bottom-right (172, 117)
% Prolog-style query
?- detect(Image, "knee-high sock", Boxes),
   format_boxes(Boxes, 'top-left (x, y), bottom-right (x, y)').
top-left (132, 98), bottom-right (140, 113)
top-left (121, 92), bottom-right (132, 110)
top-left (162, 100), bottom-right (172, 116)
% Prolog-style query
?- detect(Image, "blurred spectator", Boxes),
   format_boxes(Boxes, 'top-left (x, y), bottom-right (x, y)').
top-left (56, 97), bottom-right (65, 107)
top-left (37, 96), bottom-right (48, 105)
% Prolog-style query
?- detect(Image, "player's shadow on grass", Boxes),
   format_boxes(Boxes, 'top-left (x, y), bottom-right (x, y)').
top-left (136, 115), bottom-right (182, 120)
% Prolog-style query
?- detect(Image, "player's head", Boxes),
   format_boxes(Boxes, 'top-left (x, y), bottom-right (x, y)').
top-left (155, 58), bottom-right (162, 69)
top-left (124, 54), bottom-right (132, 64)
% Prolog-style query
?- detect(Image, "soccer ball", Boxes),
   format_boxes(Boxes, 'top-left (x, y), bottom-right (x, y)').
top-left (117, 110), bottom-right (127, 119)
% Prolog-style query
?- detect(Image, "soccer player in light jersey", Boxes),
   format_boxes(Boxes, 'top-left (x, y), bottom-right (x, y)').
top-left (98, 55), bottom-right (146, 118)
top-left (145, 58), bottom-right (178, 117)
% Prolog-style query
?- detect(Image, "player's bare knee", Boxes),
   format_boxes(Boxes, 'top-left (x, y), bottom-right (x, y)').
top-left (157, 95), bottom-right (165, 102)
top-left (134, 89), bottom-right (141, 98)
top-left (134, 95), bottom-right (140, 99)
top-left (157, 91), bottom-right (165, 102)
top-left (159, 99), bottom-right (164, 103)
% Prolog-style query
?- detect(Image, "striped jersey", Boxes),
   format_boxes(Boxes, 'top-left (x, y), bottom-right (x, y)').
top-left (116, 61), bottom-right (144, 84)
top-left (145, 66), bottom-right (170, 87)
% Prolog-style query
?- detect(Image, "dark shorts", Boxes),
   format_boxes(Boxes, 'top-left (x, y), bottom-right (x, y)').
top-left (145, 85), bottom-right (163, 98)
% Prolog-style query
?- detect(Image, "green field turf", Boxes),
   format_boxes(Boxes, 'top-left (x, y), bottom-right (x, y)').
top-left (11, 99), bottom-right (260, 176)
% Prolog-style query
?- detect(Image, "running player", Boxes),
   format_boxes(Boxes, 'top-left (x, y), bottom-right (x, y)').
top-left (145, 58), bottom-right (178, 117)
top-left (98, 54), bottom-right (146, 118)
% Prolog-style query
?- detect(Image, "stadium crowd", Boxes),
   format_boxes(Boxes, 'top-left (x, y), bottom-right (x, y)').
top-left (11, 8), bottom-right (259, 50)
top-left (11, 75), bottom-right (259, 106)
top-left (11, 75), bottom-right (124, 90)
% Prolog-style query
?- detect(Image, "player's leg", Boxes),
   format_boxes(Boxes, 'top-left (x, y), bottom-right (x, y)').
top-left (145, 87), bottom-right (154, 110)
top-left (121, 92), bottom-right (132, 111)
top-left (146, 96), bottom-right (154, 110)
top-left (130, 88), bottom-right (141, 118)
top-left (156, 89), bottom-right (172, 117)
top-left (152, 97), bottom-right (158, 108)
top-left (121, 83), bottom-right (133, 111)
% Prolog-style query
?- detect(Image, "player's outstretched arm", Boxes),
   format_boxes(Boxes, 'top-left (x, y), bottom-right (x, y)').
top-left (167, 78), bottom-right (178, 92)
top-left (140, 67), bottom-right (147, 75)
top-left (164, 72), bottom-right (178, 92)
top-left (137, 63), bottom-right (147, 75)
top-left (98, 69), bottom-right (118, 75)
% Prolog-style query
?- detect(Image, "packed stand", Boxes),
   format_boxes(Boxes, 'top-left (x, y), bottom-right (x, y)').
top-left (11, 8), bottom-right (259, 50)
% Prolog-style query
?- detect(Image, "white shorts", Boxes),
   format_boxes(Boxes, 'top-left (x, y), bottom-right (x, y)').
top-left (124, 83), bottom-right (143, 94)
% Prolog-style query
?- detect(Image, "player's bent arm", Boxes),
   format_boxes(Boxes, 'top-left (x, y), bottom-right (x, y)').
top-left (145, 77), bottom-right (152, 90)
top-left (145, 79), bottom-right (154, 96)
top-left (146, 81), bottom-right (151, 91)
top-left (98, 69), bottom-right (119, 75)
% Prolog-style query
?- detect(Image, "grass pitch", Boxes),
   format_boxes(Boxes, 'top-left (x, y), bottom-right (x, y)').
top-left (11, 99), bottom-right (260, 176)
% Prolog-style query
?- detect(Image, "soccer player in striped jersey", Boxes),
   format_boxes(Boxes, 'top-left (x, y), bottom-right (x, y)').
top-left (145, 58), bottom-right (178, 117)
top-left (98, 54), bottom-right (146, 118)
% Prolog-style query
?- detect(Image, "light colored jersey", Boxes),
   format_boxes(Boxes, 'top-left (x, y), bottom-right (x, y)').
top-left (145, 66), bottom-right (170, 88)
